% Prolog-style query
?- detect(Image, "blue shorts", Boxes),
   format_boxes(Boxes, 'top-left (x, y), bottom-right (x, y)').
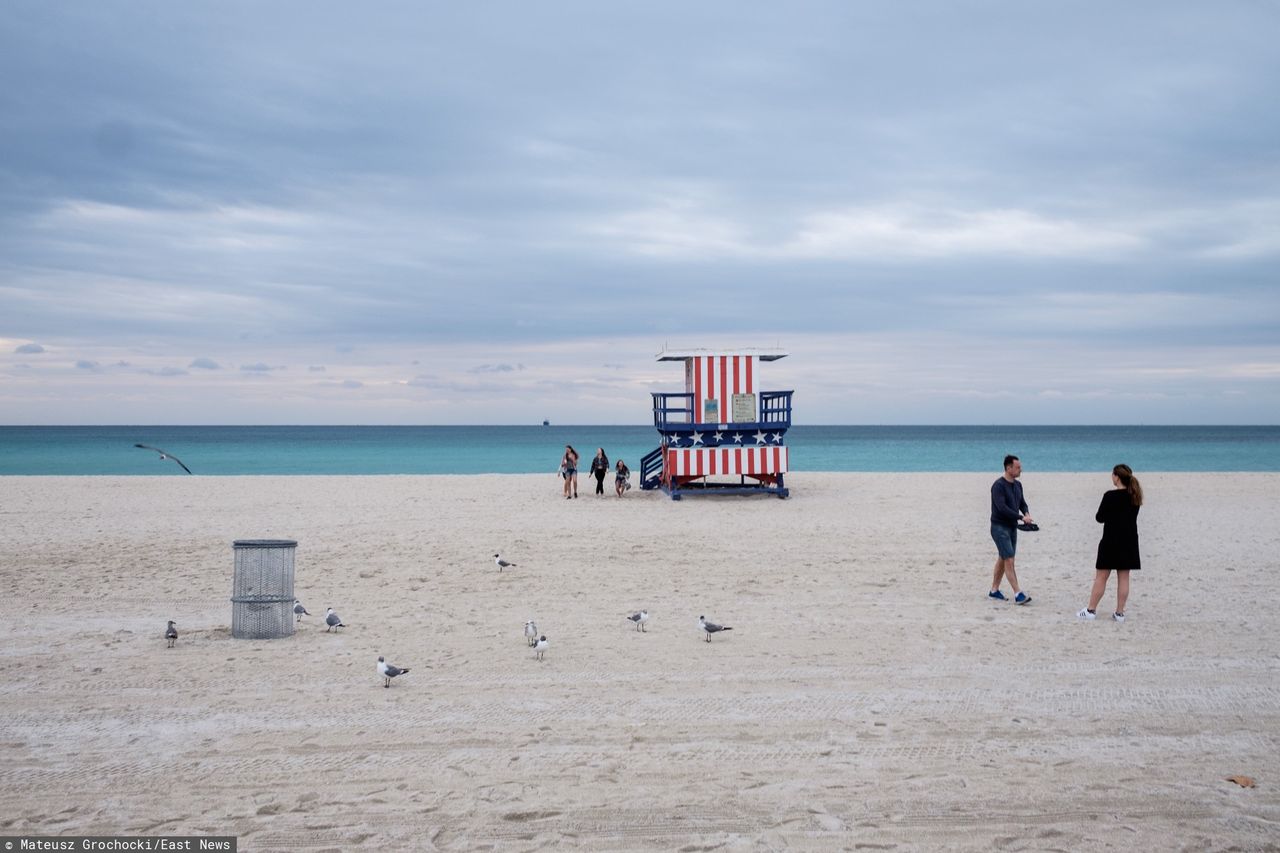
top-left (991, 522), bottom-right (1017, 559)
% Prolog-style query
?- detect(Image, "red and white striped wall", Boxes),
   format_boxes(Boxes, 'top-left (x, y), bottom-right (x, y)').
top-left (685, 354), bottom-right (756, 424)
top-left (665, 446), bottom-right (788, 478)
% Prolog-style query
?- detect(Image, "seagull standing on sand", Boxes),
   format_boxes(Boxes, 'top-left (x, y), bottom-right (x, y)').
top-left (133, 444), bottom-right (193, 474)
top-left (165, 620), bottom-right (178, 648)
top-left (377, 656), bottom-right (410, 688)
top-left (699, 615), bottom-right (733, 642)
top-left (325, 608), bottom-right (346, 632)
top-left (494, 554), bottom-right (517, 572)
top-left (627, 610), bottom-right (650, 632)
top-left (293, 600), bottom-right (311, 622)
top-left (524, 619), bottom-right (538, 646)
top-left (533, 635), bottom-right (548, 661)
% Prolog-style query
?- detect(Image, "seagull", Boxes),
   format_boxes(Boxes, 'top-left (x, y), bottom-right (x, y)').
top-left (626, 610), bottom-right (650, 632)
top-left (133, 444), bottom-right (193, 474)
top-left (494, 554), bottom-right (517, 572)
top-left (377, 656), bottom-right (410, 688)
top-left (533, 635), bottom-right (548, 661)
top-left (324, 608), bottom-right (345, 632)
top-left (164, 620), bottom-right (178, 648)
top-left (699, 615), bottom-right (733, 642)
top-left (293, 600), bottom-right (311, 622)
top-left (524, 619), bottom-right (538, 646)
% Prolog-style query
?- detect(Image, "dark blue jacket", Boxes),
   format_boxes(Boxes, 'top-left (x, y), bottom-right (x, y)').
top-left (991, 477), bottom-right (1028, 525)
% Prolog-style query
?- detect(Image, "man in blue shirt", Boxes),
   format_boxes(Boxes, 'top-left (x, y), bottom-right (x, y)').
top-left (989, 454), bottom-right (1034, 604)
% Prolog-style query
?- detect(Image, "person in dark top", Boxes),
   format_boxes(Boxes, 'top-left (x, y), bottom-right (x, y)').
top-left (1077, 464), bottom-right (1143, 623)
top-left (589, 448), bottom-right (610, 496)
top-left (989, 454), bottom-right (1035, 604)
top-left (614, 459), bottom-right (630, 497)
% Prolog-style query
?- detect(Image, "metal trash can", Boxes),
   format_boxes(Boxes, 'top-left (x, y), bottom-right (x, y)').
top-left (231, 539), bottom-right (297, 639)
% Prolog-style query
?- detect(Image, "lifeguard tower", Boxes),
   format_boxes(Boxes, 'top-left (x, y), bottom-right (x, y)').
top-left (640, 347), bottom-right (793, 499)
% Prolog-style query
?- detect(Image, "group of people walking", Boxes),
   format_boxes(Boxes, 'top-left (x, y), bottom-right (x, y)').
top-left (989, 454), bottom-right (1143, 621)
top-left (559, 445), bottom-right (630, 499)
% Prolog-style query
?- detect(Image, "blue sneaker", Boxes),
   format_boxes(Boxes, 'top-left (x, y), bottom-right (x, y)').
top-left (988, 590), bottom-right (1007, 601)
top-left (1015, 591), bottom-right (1031, 605)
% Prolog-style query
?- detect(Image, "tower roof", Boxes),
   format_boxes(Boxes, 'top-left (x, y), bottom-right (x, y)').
top-left (656, 347), bottom-right (788, 362)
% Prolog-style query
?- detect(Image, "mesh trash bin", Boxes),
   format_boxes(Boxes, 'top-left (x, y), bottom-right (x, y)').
top-left (231, 539), bottom-right (297, 639)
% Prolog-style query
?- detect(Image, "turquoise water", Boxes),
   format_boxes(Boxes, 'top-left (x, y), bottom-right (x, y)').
top-left (1, 425), bottom-right (1278, 474)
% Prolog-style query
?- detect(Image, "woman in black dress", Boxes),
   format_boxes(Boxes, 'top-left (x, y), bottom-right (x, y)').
top-left (1078, 464), bottom-right (1143, 622)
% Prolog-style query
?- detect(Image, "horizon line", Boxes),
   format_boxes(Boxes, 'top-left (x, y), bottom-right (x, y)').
top-left (3, 423), bottom-right (1278, 429)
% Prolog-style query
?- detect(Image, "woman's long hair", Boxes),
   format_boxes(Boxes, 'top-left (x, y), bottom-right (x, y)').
top-left (1113, 464), bottom-right (1143, 507)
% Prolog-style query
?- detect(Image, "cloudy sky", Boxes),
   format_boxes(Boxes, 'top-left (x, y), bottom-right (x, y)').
top-left (2, 2), bottom-right (1277, 424)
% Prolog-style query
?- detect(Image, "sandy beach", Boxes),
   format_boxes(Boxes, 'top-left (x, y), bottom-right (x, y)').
top-left (1, 472), bottom-right (1277, 851)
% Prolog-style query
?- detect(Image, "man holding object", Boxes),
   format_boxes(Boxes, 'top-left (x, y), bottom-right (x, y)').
top-left (989, 454), bottom-right (1034, 605)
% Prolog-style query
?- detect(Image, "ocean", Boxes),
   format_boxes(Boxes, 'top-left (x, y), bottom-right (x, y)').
top-left (1, 425), bottom-right (1278, 475)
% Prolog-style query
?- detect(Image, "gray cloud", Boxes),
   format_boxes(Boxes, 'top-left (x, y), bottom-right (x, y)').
top-left (1, 3), bottom-right (1277, 423)
top-left (406, 374), bottom-right (522, 394)
top-left (15, 343), bottom-right (44, 354)
top-left (469, 363), bottom-right (524, 374)
top-left (75, 360), bottom-right (99, 370)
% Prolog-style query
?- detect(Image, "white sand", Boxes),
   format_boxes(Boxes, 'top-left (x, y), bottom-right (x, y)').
top-left (0, 473), bottom-right (1277, 850)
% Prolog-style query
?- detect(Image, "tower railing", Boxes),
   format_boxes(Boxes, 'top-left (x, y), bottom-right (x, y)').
top-left (651, 392), bottom-right (694, 428)
top-left (651, 390), bottom-right (793, 431)
top-left (639, 445), bottom-right (665, 490)
top-left (760, 391), bottom-right (794, 426)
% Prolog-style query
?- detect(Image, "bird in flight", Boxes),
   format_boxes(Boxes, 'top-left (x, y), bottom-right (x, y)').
top-left (133, 444), bottom-right (193, 474)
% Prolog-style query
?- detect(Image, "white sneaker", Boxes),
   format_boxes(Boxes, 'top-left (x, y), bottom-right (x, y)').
top-left (1077, 608), bottom-right (1096, 621)
top-left (1112, 612), bottom-right (1125, 623)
